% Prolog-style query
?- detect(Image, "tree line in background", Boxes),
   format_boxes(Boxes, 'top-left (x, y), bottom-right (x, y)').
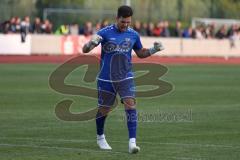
top-left (0, 0), bottom-right (240, 28)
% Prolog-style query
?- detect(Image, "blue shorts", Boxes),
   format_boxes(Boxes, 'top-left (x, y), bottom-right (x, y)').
top-left (97, 79), bottom-right (136, 107)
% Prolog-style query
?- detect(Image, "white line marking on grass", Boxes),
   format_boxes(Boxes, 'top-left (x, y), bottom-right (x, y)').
top-left (137, 141), bottom-right (240, 149)
top-left (1, 137), bottom-right (240, 149)
top-left (0, 143), bottom-right (126, 155)
top-left (170, 156), bottom-right (204, 160)
top-left (0, 142), bottom-right (209, 160)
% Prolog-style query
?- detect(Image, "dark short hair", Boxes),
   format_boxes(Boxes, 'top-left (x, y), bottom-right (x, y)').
top-left (117, 5), bottom-right (133, 18)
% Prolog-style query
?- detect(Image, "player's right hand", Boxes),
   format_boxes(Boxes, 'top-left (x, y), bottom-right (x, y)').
top-left (91, 34), bottom-right (103, 46)
top-left (149, 41), bottom-right (164, 55)
top-left (153, 42), bottom-right (164, 51)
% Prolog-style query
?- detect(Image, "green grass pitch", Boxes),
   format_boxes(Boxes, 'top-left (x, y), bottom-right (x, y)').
top-left (0, 63), bottom-right (240, 160)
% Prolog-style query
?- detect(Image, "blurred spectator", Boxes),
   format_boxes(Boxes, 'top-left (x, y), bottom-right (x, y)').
top-left (227, 24), bottom-right (239, 37)
top-left (152, 22), bottom-right (163, 37)
top-left (20, 16), bottom-right (32, 33)
top-left (32, 17), bottom-right (42, 34)
top-left (160, 20), bottom-right (170, 37)
top-left (229, 27), bottom-right (240, 48)
top-left (146, 22), bottom-right (154, 36)
top-left (182, 27), bottom-right (195, 38)
top-left (201, 25), bottom-right (208, 38)
top-left (9, 17), bottom-right (16, 33)
top-left (1, 20), bottom-right (10, 34)
top-left (215, 25), bottom-right (227, 39)
top-left (69, 23), bottom-right (79, 35)
top-left (101, 19), bottom-right (109, 28)
top-left (133, 21), bottom-right (149, 36)
top-left (173, 20), bottom-right (182, 37)
top-left (15, 17), bottom-right (21, 33)
top-left (205, 23), bottom-right (215, 39)
top-left (133, 20), bottom-right (141, 33)
top-left (55, 23), bottom-right (69, 35)
top-left (195, 26), bottom-right (204, 39)
top-left (93, 22), bottom-right (101, 34)
top-left (139, 22), bottom-right (148, 36)
top-left (20, 16), bottom-right (32, 42)
top-left (42, 19), bottom-right (53, 34)
top-left (80, 21), bottom-right (93, 36)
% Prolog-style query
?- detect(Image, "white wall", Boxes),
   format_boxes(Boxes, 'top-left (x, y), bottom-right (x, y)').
top-left (31, 35), bottom-right (61, 55)
top-left (0, 34), bottom-right (239, 57)
top-left (0, 34), bottom-right (31, 55)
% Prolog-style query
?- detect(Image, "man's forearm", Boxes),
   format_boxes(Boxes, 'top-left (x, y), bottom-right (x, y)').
top-left (136, 48), bottom-right (152, 58)
top-left (82, 42), bottom-right (96, 53)
top-left (136, 42), bottom-right (164, 58)
top-left (82, 34), bottom-right (103, 53)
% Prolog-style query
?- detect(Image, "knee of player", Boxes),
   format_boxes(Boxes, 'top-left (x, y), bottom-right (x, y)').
top-left (98, 106), bottom-right (112, 115)
top-left (123, 98), bottom-right (136, 109)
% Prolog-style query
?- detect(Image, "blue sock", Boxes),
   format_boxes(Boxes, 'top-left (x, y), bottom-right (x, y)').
top-left (125, 109), bottom-right (137, 139)
top-left (96, 111), bottom-right (107, 135)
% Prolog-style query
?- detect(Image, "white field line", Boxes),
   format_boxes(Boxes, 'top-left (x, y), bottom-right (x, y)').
top-left (0, 143), bottom-right (204, 160)
top-left (0, 143), bottom-right (125, 155)
top-left (169, 156), bottom-right (204, 160)
top-left (0, 137), bottom-right (239, 149)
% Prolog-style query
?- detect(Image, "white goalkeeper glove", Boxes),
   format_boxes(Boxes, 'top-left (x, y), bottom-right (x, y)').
top-left (90, 34), bottom-right (103, 46)
top-left (149, 42), bottom-right (164, 55)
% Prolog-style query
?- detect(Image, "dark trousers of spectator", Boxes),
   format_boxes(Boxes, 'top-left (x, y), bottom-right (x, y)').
top-left (21, 31), bottom-right (27, 43)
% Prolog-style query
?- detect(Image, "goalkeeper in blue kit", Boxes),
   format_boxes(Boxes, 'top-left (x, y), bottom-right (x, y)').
top-left (82, 5), bottom-right (164, 153)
